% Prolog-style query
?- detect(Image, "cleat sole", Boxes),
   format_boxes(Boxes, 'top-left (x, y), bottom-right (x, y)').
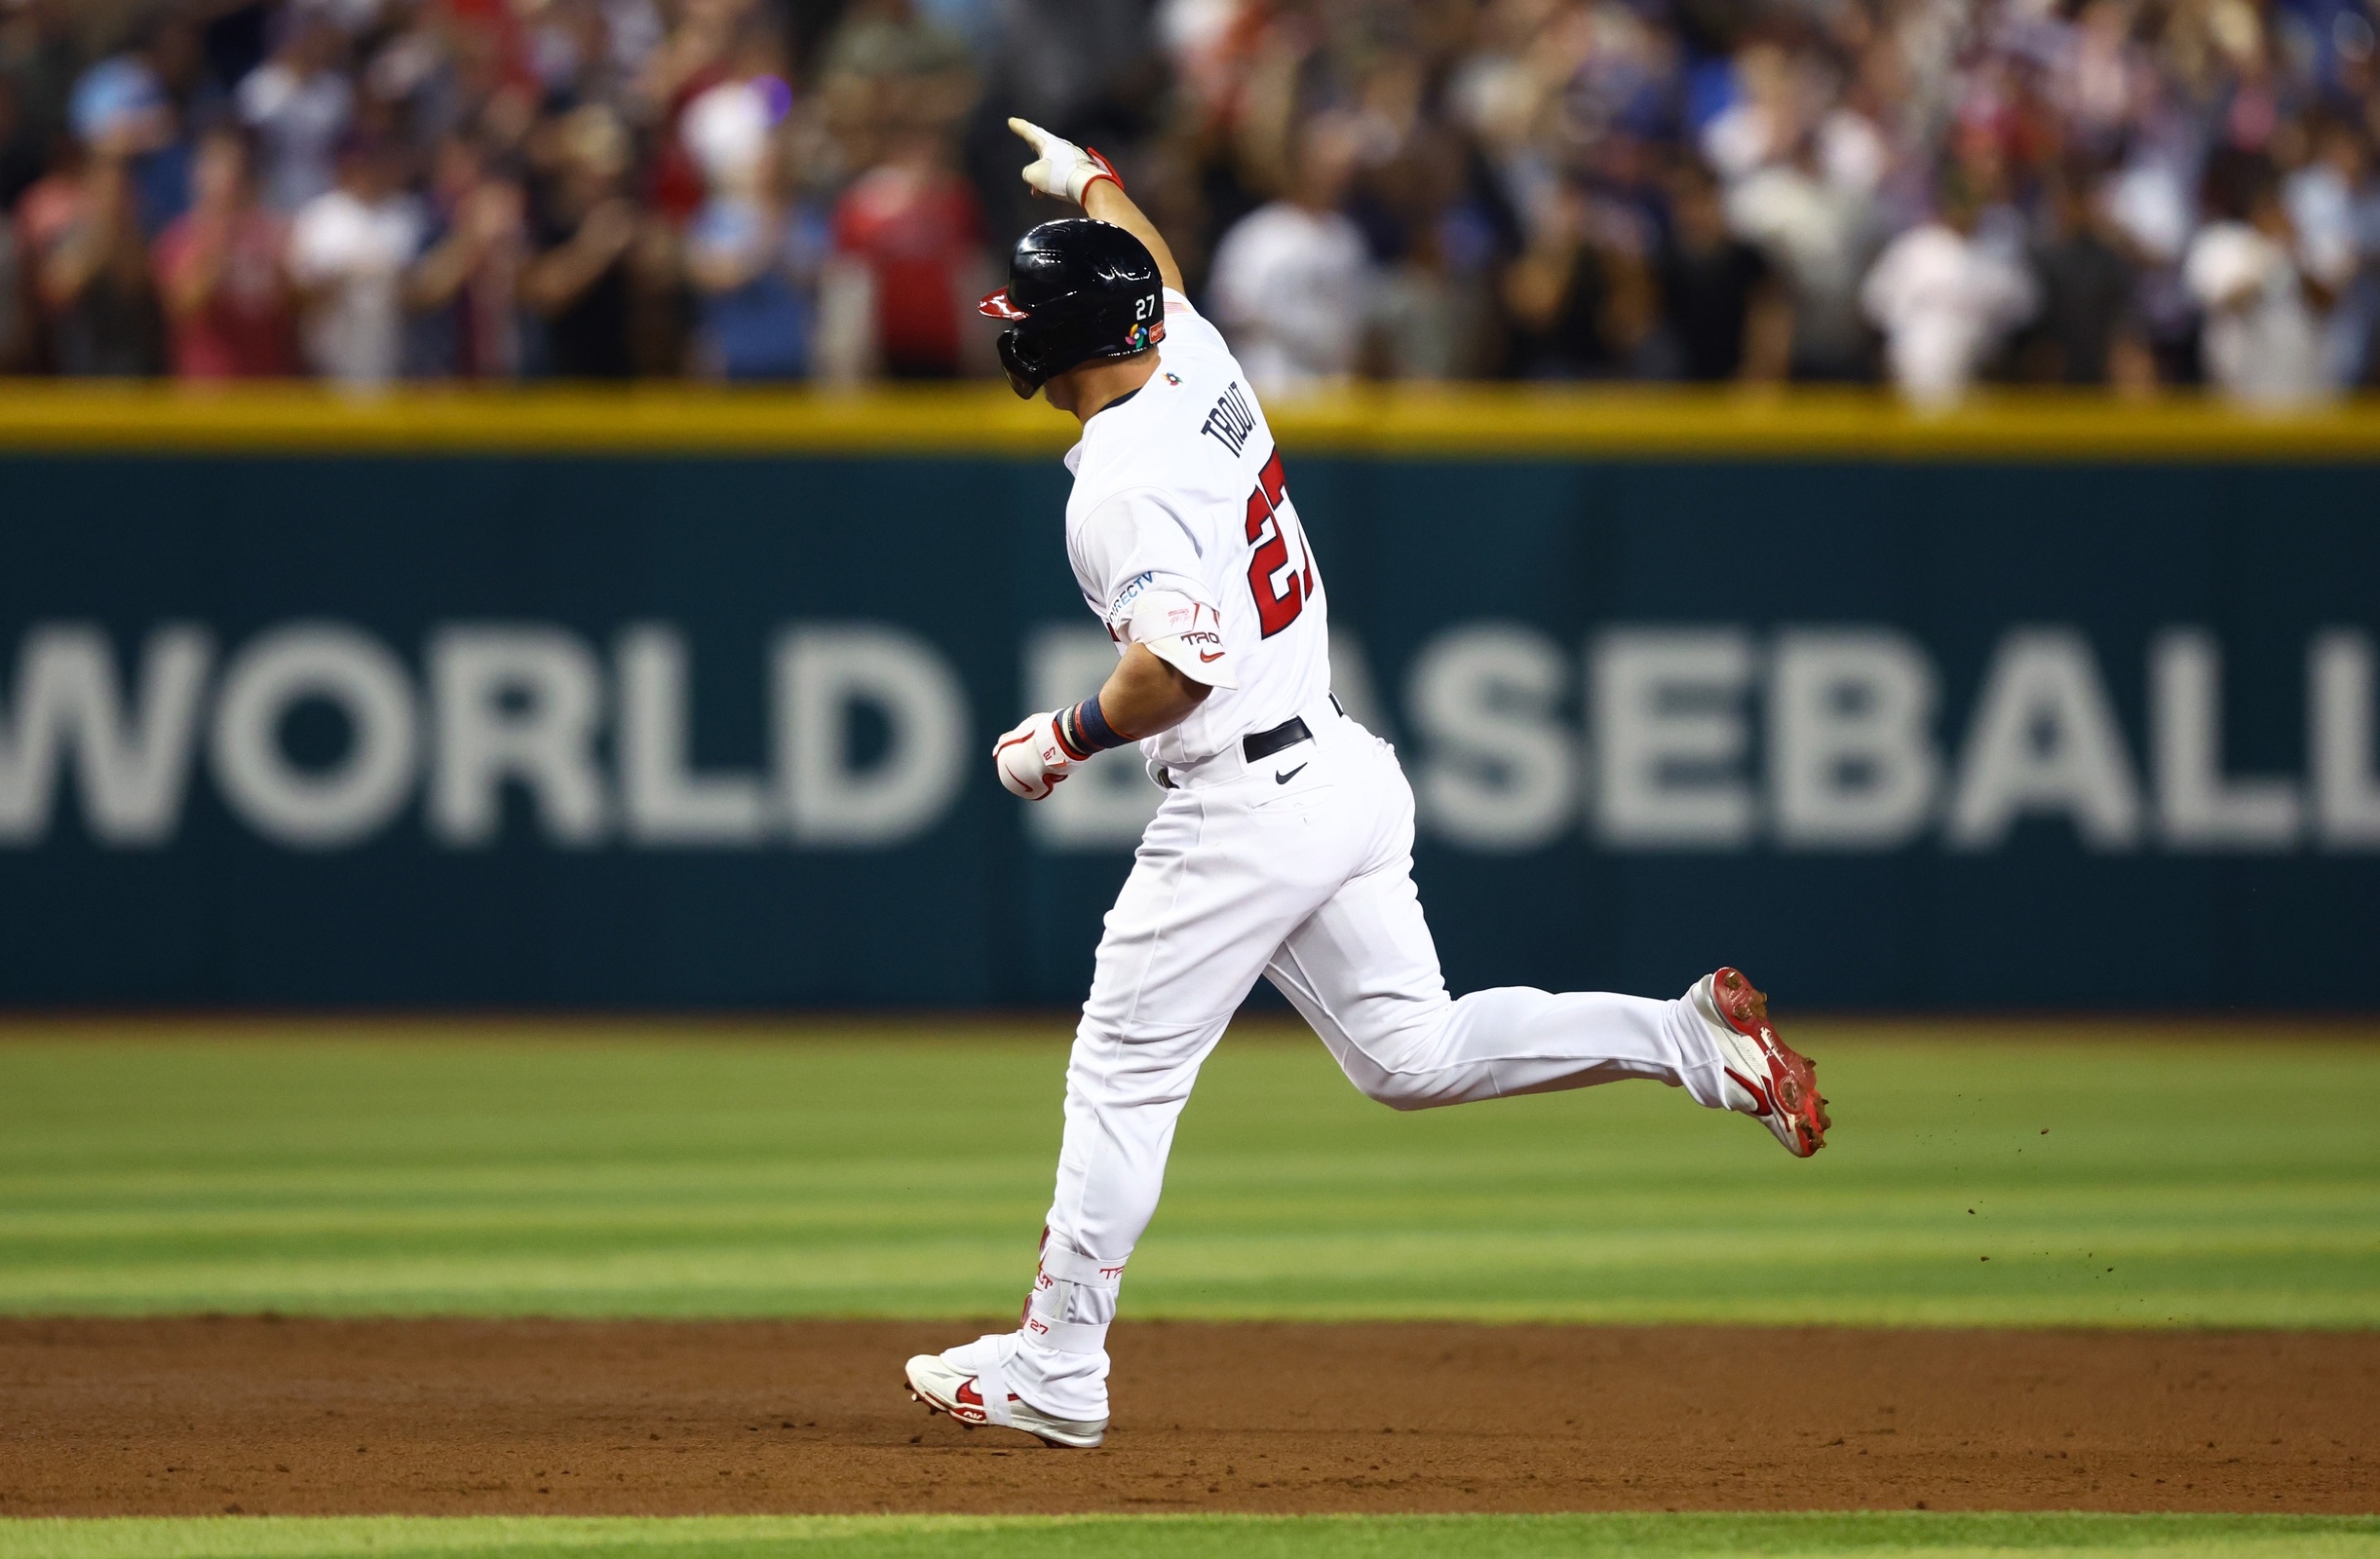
top-left (1709, 968), bottom-right (1829, 1157)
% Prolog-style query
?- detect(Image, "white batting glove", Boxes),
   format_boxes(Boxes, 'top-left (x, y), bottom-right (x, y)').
top-left (1008, 117), bottom-right (1124, 208)
top-left (993, 711), bottom-right (1079, 801)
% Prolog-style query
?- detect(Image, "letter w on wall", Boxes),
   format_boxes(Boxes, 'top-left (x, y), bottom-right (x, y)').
top-left (0, 624), bottom-right (212, 847)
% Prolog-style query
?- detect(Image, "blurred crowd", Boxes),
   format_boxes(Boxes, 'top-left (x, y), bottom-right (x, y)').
top-left (3, 0), bottom-right (2377, 402)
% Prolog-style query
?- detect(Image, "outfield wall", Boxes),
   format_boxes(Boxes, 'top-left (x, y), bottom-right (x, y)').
top-left (0, 387), bottom-right (2375, 1010)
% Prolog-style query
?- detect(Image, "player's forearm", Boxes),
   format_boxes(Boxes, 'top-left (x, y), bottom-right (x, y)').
top-left (1080, 182), bottom-right (1184, 297)
top-left (992, 644), bottom-right (1209, 799)
top-left (1096, 644), bottom-right (1210, 740)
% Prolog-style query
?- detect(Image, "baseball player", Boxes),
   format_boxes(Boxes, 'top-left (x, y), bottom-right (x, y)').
top-left (903, 121), bottom-right (1830, 1450)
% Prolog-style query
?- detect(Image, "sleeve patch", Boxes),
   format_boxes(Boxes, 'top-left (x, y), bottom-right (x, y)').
top-left (1107, 571), bottom-right (1158, 621)
top-left (1139, 602), bottom-right (1237, 690)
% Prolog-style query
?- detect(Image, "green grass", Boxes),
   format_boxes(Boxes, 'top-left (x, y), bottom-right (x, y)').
top-left (5, 1514), bottom-right (2378, 1559)
top-left (0, 1022), bottom-right (2374, 1326)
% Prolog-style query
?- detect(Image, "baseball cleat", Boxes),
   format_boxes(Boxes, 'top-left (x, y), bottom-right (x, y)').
top-left (1693, 968), bottom-right (1830, 1157)
top-left (903, 1347), bottom-right (1106, 1449)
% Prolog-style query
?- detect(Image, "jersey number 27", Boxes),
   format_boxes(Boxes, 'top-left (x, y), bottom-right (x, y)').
top-left (1244, 444), bottom-right (1315, 639)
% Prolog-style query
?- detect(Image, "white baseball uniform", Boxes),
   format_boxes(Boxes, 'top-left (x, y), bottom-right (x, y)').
top-left (1000, 291), bottom-right (1747, 1422)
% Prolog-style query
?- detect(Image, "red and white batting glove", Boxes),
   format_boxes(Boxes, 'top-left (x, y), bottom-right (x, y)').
top-left (993, 711), bottom-right (1081, 801)
top-left (1007, 117), bottom-right (1124, 208)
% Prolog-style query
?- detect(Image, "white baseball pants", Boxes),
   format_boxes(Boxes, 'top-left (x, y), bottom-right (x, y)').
top-left (1006, 704), bottom-right (1740, 1420)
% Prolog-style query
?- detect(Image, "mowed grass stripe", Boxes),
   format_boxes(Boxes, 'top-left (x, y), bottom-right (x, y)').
top-left (6, 1514), bottom-right (2380, 1559)
top-left (0, 1025), bottom-right (2374, 1326)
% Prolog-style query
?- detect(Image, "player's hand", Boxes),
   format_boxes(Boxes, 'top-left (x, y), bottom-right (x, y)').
top-left (993, 711), bottom-right (1077, 801)
top-left (1007, 117), bottom-right (1123, 208)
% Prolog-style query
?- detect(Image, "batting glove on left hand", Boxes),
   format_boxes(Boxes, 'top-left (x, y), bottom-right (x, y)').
top-left (994, 711), bottom-right (1082, 801)
top-left (1008, 117), bottom-right (1124, 208)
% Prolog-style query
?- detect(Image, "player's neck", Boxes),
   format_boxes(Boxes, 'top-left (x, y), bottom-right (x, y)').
top-left (1052, 353), bottom-right (1162, 426)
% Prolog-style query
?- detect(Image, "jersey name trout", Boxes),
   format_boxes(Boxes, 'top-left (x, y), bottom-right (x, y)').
top-left (1200, 382), bottom-right (1257, 459)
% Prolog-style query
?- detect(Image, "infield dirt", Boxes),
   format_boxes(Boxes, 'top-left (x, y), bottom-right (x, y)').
top-left (2, 1317), bottom-right (2371, 1518)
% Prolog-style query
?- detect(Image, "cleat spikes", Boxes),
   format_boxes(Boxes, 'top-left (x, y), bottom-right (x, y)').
top-left (1697, 967), bottom-right (1828, 1158)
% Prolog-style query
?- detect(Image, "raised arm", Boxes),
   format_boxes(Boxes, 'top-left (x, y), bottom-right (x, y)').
top-left (1079, 182), bottom-right (1183, 299)
top-left (1007, 118), bottom-right (1184, 296)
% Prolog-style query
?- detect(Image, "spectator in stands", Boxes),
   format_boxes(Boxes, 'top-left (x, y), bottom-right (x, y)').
top-left (367, 0), bottom-right (540, 165)
top-left (1500, 172), bottom-right (1654, 380)
top-left (0, 75), bottom-right (48, 219)
top-left (991, 0), bottom-right (1149, 139)
top-left (625, 209), bottom-right (695, 378)
top-left (238, 15), bottom-right (353, 212)
top-left (405, 133), bottom-right (523, 379)
top-left (141, 13), bottom-right (222, 155)
top-left (829, 125), bottom-right (985, 379)
top-left (982, 0), bottom-right (1158, 238)
top-left (2185, 154), bottom-right (2331, 404)
top-left (2284, 112), bottom-right (2377, 385)
top-left (2026, 164), bottom-right (2142, 386)
top-left (1655, 160), bottom-right (1789, 382)
top-left (1209, 115), bottom-right (1374, 393)
top-left (1727, 133), bottom-right (1877, 381)
top-left (1862, 172), bottom-right (2037, 406)
top-left (24, 146), bottom-right (162, 376)
top-left (14, 136), bottom-right (80, 364)
top-left (520, 104), bottom-right (638, 378)
top-left (620, 0), bottom-right (745, 223)
top-left (68, 20), bottom-right (191, 240)
top-left (154, 126), bottom-right (296, 378)
top-left (0, 0), bottom-right (83, 180)
top-left (289, 134), bottom-right (421, 388)
top-left (0, 0), bottom-right (2373, 399)
top-left (818, 0), bottom-right (975, 172)
top-left (684, 68), bottom-right (821, 381)
top-left (1368, 201), bottom-right (1491, 380)
top-left (522, 0), bottom-right (649, 118)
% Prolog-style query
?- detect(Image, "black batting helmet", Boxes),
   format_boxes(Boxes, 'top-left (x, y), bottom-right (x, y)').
top-left (979, 219), bottom-right (1165, 399)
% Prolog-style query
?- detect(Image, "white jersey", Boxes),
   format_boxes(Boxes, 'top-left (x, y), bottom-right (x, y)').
top-left (1062, 289), bottom-right (1332, 769)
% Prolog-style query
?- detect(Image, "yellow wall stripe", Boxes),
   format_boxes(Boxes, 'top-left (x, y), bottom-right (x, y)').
top-left (0, 382), bottom-right (2375, 459)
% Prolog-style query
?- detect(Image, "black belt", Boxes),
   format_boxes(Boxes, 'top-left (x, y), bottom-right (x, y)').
top-left (1156, 698), bottom-right (1343, 788)
top-left (1243, 714), bottom-right (1312, 762)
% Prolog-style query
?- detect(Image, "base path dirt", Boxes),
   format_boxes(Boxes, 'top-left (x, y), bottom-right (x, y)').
top-left (2, 1317), bottom-right (2372, 1517)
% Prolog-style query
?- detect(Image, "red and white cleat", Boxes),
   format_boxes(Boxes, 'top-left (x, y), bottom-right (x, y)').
top-left (903, 1338), bottom-right (1106, 1449)
top-left (1692, 968), bottom-right (1830, 1158)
